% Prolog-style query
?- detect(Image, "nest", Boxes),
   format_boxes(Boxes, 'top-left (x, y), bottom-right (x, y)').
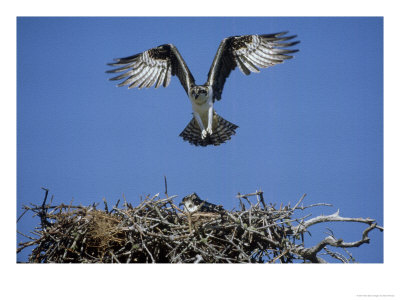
top-left (17, 189), bottom-right (382, 263)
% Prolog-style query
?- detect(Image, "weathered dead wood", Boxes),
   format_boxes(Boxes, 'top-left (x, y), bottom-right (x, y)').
top-left (17, 189), bottom-right (383, 263)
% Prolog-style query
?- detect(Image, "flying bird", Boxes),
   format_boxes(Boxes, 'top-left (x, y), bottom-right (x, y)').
top-left (180, 193), bottom-right (224, 213)
top-left (107, 32), bottom-right (299, 146)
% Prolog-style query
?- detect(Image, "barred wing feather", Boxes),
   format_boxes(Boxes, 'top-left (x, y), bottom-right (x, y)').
top-left (107, 44), bottom-right (195, 95)
top-left (207, 32), bottom-right (299, 100)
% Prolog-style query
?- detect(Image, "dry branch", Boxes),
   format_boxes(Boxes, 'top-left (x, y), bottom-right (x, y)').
top-left (17, 189), bottom-right (383, 263)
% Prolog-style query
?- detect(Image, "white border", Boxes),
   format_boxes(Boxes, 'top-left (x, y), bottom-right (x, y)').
top-left (3, 1), bottom-right (398, 299)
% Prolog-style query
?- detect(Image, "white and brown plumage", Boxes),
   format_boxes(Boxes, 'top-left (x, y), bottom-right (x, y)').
top-left (107, 32), bottom-right (299, 146)
top-left (179, 193), bottom-right (224, 213)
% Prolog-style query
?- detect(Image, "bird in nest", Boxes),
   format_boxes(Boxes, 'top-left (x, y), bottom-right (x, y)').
top-left (179, 193), bottom-right (224, 213)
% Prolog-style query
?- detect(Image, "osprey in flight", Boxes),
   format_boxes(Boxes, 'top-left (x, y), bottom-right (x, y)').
top-left (107, 32), bottom-right (299, 146)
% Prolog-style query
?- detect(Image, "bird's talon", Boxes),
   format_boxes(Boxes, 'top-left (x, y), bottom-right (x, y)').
top-left (201, 130), bottom-right (207, 139)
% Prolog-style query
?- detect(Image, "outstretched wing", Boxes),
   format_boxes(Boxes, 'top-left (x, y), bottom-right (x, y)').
top-left (106, 44), bottom-right (195, 95)
top-left (206, 32), bottom-right (299, 100)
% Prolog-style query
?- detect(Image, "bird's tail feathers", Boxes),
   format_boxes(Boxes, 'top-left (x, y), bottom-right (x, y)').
top-left (179, 113), bottom-right (238, 146)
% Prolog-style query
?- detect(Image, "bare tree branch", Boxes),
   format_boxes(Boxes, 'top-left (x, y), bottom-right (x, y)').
top-left (17, 189), bottom-right (383, 263)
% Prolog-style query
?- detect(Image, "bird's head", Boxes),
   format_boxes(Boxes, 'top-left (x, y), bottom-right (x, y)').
top-left (179, 198), bottom-right (197, 213)
top-left (190, 86), bottom-right (209, 101)
top-left (179, 193), bottom-right (200, 213)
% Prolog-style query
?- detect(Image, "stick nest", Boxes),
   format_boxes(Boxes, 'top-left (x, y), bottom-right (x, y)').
top-left (17, 190), bottom-right (382, 263)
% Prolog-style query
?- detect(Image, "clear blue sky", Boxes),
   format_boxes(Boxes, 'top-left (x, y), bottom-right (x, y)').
top-left (17, 17), bottom-right (383, 262)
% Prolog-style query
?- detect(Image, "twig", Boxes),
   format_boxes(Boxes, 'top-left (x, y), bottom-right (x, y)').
top-left (17, 189), bottom-right (383, 264)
